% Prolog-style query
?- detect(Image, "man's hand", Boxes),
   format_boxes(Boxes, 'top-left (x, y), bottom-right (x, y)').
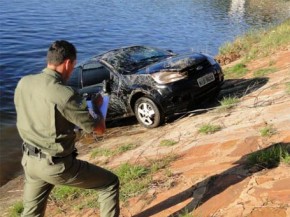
top-left (91, 93), bottom-right (106, 135)
top-left (92, 93), bottom-right (103, 108)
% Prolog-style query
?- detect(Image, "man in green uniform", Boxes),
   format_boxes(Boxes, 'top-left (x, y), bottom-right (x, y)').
top-left (14, 40), bottom-right (119, 217)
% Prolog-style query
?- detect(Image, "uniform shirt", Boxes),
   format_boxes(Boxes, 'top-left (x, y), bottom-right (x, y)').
top-left (14, 68), bottom-right (99, 157)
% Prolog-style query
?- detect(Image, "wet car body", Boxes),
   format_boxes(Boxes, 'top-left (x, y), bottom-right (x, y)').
top-left (68, 45), bottom-right (224, 128)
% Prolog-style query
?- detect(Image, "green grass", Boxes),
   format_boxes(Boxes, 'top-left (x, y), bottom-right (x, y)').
top-left (149, 154), bottom-right (178, 173)
top-left (224, 63), bottom-right (248, 78)
top-left (91, 148), bottom-right (115, 157)
top-left (282, 154), bottom-right (290, 164)
top-left (177, 209), bottom-right (202, 217)
top-left (159, 139), bottom-right (178, 147)
top-left (115, 163), bottom-right (150, 200)
top-left (246, 143), bottom-right (290, 169)
top-left (259, 125), bottom-right (277, 137)
top-left (115, 154), bottom-right (178, 201)
top-left (178, 212), bottom-right (194, 217)
top-left (91, 143), bottom-right (138, 158)
top-left (219, 96), bottom-right (239, 110)
top-left (218, 18), bottom-right (290, 63)
top-left (9, 201), bottom-right (23, 217)
top-left (198, 124), bottom-right (222, 135)
top-left (50, 154), bottom-right (178, 205)
top-left (115, 163), bottom-right (149, 182)
top-left (117, 143), bottom-right (138, 152)
top-left (50, 185), bottom-right (99, 211)
top-left (51, 185), bottom-right (96, 201)
top-left (286, 82), bottom-right (290, 94)
top-left (253, 67), bottom-right (277, 77)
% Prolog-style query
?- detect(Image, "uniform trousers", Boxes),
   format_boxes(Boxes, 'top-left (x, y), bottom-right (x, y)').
top-left (21, 150), bottom-right (119, 217)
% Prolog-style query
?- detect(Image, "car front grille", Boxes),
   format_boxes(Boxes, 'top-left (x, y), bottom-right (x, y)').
top-left (186, 59), bottom-right (212, 77)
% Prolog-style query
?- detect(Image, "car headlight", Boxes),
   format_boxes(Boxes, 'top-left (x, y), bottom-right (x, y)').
top-left (151, 71), bottom-right (187, 84)
top-left (204, 54), bottom-right (217, 65)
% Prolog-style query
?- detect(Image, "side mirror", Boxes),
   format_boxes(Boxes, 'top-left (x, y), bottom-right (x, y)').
top-left (102, 80), bottom-right (111, 94)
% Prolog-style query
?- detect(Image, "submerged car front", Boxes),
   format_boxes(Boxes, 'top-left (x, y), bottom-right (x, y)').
top-left (136, 52), bottom-right (224, 115)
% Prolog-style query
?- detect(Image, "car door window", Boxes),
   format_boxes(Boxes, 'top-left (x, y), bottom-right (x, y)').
top-left (80, 62), bottom-right (110, 96)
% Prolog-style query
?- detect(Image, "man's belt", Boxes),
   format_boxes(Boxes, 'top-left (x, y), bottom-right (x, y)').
top-left (22, 143), bottom-right (78, 159)
top-left (22, 143), bottom-right (47, 158)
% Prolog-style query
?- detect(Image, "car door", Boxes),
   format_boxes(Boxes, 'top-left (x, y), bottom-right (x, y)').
top-left (79, 61), bottom-right (109, 97)
top-left (80, 61), bottom-right (132, 120)
top-left (106, 71), bottom-right (132, 119)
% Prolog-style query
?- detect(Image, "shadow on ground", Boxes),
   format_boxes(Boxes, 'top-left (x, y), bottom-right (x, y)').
top-left (133, 142), bottom-right (289, 217)
top-left (218, 77), bottom-right (269, 99)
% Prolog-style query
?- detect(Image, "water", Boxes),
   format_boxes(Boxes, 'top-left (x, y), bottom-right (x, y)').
top-left (0, 0), bottom-right (289, 186)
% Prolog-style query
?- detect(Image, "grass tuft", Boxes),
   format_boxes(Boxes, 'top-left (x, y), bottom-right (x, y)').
top-left (246, 143), bottom-right (290, 169)
top-left (50, 186), bottom-right (99, 211)
top-left (115, 163), bottom-right (149, 182)
top-left (149, 154), bottom-right (178, 173)
top-left (115, 154), bottom-right (178, 201)
top-left (259, 125), bottom-right (277, 137)
top-left (286, 82), bottom-right (290, 94)
top-left (9, 201), bottom-right (23, 217)
top-left (198, 124), bottom-right (222, 135)
top-left (218, 18), bottom-right (290, 63)
top-left (51, 186), bottom-right (94, 201)
top-left (224, 63), bottom-right (248, 78)
top-left (117, 143), bottom-right (138, 153)
top-left (177, 209), bottom-right (202, 217)
top-left (114, 163), bottom-right (150, 200)
top-left (91, 148), bottom-right (115, 158)
top-left (253, 67), bottom-right (277, 77)
top-left (159, 139), bottom-right (178, 147)
top-left (219, 96), bottom-right (239, 110)
top-left (91, 143), bottom-right (138, 158)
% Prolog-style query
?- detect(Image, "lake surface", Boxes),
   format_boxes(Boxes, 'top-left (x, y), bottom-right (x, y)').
top-left (0, 0), bottom-right (289, 186)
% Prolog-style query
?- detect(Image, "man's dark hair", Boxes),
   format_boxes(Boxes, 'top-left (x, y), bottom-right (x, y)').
top-left (47, 40), bottom-right (77, 65)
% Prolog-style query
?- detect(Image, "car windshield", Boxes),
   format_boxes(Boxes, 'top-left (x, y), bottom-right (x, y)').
top-left (100, 46), bottom-right (173, 74)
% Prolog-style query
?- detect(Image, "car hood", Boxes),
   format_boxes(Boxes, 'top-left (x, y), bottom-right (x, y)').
top-left (137, 53), bottom-right (207, 74)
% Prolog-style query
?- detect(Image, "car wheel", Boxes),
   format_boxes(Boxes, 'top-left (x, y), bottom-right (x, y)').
top-left (134, 97), bottom-right (164, 128)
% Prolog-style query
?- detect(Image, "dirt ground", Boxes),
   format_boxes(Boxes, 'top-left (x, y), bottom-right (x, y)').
top-left (0, 48), bottom-right (289, 217)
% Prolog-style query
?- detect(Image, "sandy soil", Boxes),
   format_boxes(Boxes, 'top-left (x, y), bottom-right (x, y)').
top-left (1, 48), bottom-right (289, 217)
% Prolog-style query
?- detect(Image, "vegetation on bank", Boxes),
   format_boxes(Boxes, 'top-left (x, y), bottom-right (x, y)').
top-left (286, 82), bottom-right (290, 94)
top-left (159, 139), bottom-right (178, 147)
top-left (47, 154), bottom-right (178, 214)
top-left (90, 143), bottom-right (139, 158)
top-left (218, 96), bottom-right (240, 110)
top-left (246, 143), bottom-right (290, 169)
top-left (217, 18), bottom-right (290, 65)
top-left (217, 18), bottom-right (290, 79)
top-left (198, 123), bottom-right (222, 135)
top-left (259, 125), bottom-right (277, 137)
top-left (8, 201), bottom-right (23, 217)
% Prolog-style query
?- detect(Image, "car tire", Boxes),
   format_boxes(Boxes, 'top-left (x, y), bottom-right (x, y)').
top-left (134, 97), bottom-right (164, 128)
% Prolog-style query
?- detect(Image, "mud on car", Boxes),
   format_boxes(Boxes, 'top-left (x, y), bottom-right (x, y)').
top-left (68, 45), bottom-right (224, 128)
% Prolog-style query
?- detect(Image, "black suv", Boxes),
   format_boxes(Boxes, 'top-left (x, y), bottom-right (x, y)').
top-left (68, 45), bottom-right (224, 128)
